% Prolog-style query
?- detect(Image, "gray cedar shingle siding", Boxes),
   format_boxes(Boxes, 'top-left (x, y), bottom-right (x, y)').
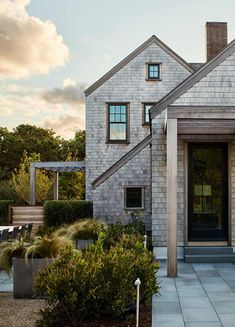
top-left (151, 41), bottom-right (235, 247)
top-left (86, 40), bottom-right (191, 227)
top-left (174, 51), bottom-right (235, 106)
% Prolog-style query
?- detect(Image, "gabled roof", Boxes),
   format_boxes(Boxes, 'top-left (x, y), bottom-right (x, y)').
top-left (150, 38), bottom-right (235, 119)
top-left (92, 135), bottom-right (152, 189)
top-left (85, 35), bottom-right (195, 96)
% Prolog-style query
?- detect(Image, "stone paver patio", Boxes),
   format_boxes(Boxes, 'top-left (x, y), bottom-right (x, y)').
top-left (153, 261), bottom-right (235, 327)
top-left (0, 270), bottom-right (13, 292)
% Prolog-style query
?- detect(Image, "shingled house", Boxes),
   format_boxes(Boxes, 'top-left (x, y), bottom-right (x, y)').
top-left (85, 22), bottom-right (235, 275)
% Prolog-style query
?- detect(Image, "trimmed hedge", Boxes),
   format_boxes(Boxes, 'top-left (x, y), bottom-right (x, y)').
top-left (0, 200), bottom-right (14, 225)
top-left (44, 200), bottom-right (93, 227)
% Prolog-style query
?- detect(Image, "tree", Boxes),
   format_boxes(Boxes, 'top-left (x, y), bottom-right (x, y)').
top-left (61, 130), bottom-right (85, 161)
top-left (0, 125), bottom-right (62, 179)
top-left (10, 152), bottom-right (52, 204)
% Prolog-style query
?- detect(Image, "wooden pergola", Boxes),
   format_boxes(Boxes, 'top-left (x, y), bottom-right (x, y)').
top-left (29, 162), bottom-right (85, 205)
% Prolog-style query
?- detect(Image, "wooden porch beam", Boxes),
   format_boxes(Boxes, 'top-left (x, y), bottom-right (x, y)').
top-left (167, 118), bottom-right (178, 277)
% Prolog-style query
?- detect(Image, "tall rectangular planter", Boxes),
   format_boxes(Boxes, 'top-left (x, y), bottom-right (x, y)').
top-left (13, 258), bottom-right (52, 299)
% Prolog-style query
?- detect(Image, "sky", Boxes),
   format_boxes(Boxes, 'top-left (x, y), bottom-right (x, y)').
top-left (1, 0), bottom-right (235, 139)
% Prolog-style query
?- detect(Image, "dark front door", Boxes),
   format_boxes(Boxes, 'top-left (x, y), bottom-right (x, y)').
top-left (188, 143), bottom-right (228, 242)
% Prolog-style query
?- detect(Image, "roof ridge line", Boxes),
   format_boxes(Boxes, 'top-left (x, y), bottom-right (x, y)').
top-left (92, 134), bottom-right (152, 189)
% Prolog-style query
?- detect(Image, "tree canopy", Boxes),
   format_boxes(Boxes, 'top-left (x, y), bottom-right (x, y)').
top-left (0, 125), bottom-right (86, 203)
top-left (0, 124), bottom-right (85, 180)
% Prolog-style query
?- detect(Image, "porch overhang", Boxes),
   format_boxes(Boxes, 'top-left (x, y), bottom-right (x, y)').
top-left (165, 106), bottom-right (235, 277)
top-left (166, 106), bottom-right (235, 134)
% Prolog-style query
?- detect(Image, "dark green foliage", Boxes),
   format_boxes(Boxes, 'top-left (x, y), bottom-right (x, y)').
top-left (0, 125), bottom-right (62, 179)
top-left (60, 130), bottom-right (85, 161)
top-left (0, 199), bottom-right (14, 225)
top-left (99, 217), bottom-right (148, 250)
top-left (35, 236), bottom-right (159, 327)
top-left (0, 181), bottom-right (25, 204)
top-left (58, 171), bottom-right (85, 200)
top-left (44, 200), bottom-right (93, 227)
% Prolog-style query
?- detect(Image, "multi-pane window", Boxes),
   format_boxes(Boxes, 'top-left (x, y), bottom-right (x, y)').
top-left (143, 103), bottom-right (156, 125)
top-left (147, 63), bottom-right (160, 80)
top-left (108, 104), bottom-right (128, 142)
top-left (125, 187), bottom-right (144, 209)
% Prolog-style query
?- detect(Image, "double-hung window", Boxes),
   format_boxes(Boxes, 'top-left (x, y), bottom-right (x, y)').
top-left (107, 103), bottom-right (129, 143)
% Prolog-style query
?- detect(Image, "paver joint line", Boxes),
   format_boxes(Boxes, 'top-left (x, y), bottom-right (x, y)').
top-left (152, 262), bottom-right (235, 327)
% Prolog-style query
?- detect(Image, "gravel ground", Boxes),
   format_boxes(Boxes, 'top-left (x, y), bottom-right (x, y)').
top-left (0, 293), bottom-right (45, 327)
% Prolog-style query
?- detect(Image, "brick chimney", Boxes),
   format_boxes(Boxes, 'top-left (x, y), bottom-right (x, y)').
top-left (206, 22), bottom-right (227, 61)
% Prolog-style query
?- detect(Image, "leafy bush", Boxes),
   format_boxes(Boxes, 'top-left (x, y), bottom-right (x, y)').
top-left (0, 181), bottom-right (25, 204)
top-left (35, 236), bottom-right (159, 327)
top-left (44, 200), bottom-right (93, 227)
top-left (99, 217), bottom-right (149, 250)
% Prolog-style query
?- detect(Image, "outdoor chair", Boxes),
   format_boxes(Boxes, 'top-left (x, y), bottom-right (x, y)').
top-left (20, 225), bottom-right (27, 237)
top-left (26, 223), bottom-right (33, 237)
top-left (8, 226), bottom-right (20, 240)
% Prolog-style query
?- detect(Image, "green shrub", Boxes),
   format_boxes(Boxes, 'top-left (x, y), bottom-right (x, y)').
top-left (0, 235), bottom-right (75, 274)
top-left (98, 217), bottom-right (149, 250)
top-left (0, 239), bottom-right (30, 274)
top-left (25, 235), bottom-right (74, 261)
top-left (56, 218), bottom-right (107, 241)
top-left (0, 181), bottom-right (25, 204)
top-left (44, 200), bottom-right (93, 227)
top-left (35, 236), bottom-right (159, 326)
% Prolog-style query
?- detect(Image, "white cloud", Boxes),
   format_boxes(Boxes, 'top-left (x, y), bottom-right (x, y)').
top-left (0, 0), bottom-right (69, 79)
top-left (0, 82), bottom-right (85, 139)
top-left (43, 114), bottom-right (85, 139)
top-left (63, 79), bottom-right (77, 87)
top-left (41, 80), bottom-right (86, 105)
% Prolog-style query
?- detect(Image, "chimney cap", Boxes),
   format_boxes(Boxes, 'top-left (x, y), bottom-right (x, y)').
top-left (206, 22), bottom-right (227, 25)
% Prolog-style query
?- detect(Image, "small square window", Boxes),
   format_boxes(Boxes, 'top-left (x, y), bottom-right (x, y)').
top-left (147, 64), bottom-right (160, 80)
top-left (143, 103), bottom-right (156, 125)
top-left (125, 187), bottom-right (144, 209)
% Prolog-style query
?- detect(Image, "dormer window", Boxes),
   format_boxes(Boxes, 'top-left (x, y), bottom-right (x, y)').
top-left (147, 63), bottom-right (160, 80)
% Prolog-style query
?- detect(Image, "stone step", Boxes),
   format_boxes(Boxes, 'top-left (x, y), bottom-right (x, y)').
top-left (185, 246), bottom-right (234, 255)
top-left (185, 254), bottom-right (235, 263)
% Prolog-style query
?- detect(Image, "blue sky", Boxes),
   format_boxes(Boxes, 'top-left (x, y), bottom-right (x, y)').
top-left (1, 0), bottom-right (235, 138)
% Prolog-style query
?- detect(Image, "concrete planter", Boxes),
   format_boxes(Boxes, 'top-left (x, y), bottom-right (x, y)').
top-left (12, 258), bottom-right (53, 299)
top-left (77, 239), bottom-right (94, 250)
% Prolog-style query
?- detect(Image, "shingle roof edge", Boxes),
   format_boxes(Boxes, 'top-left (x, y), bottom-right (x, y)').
top-left (150, 38), bottom-right (235, 119)
top-left (92, 134), bottom-right (152, 189)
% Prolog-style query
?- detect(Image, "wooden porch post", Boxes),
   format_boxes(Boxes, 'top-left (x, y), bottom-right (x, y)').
top-left (167, 118), bottom-right (178, 277)
top-left (53, 172), bottom-right (59, 200)
top-left (29, 163), bottom-right (36, 205)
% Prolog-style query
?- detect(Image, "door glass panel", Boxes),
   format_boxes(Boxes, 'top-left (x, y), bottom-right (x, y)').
top-left (189, 144), bottom-right (228, 241)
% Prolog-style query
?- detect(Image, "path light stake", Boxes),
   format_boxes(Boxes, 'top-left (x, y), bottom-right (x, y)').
top-left (134, 278), bottom-right (141, 327)
top-left (143, 234), bottom-right (147, 248)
